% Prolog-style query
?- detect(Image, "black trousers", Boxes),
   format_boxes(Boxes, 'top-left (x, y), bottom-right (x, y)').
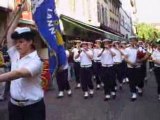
top-left (93, 62), bottom-right (102, 85)
top-left (154, 67), bottom-right (160, 94)
top-left (149, 61), bottom-right (154, 69)
top-left (80, 67), bottom-right (93, 91)
top-left (127, 67), bottom-right (144, 93)
top-left (101, 66), bottom-right (116, 95)
top-left (8, 99), bottom-right (45, 120)
top-left (114, 63), bottom-right (123, 84)
top-left (141, 61), bottom-right (147, 79)
top-left (121, 60), bottom-right (127, 79)
top-left (56, 69), bottom-right (70, 91)
top-left (74, 62), bottom-right (80, 84)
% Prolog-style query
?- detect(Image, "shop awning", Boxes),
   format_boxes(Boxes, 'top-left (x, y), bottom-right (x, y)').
top-left (60, 15), bottom-right (124, 41)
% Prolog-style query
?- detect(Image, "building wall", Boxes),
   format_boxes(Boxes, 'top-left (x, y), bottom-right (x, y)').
top-left (56, 0), bottom-right (100, 26)
top-left (119, 8), bottom-right (132, 38)
top-left (97, 0), bottom-right (109, 27)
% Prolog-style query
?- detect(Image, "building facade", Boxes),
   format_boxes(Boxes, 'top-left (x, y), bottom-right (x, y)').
top-left (55, 0), bottom-right (100, 26)
top-left (119, 8), bottom-right (132, 38)
top-left (97, 0), bottom-right (122, 36)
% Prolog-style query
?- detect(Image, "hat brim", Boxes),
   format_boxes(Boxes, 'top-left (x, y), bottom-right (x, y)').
top-left (11, 31), bottom-right (36, 41)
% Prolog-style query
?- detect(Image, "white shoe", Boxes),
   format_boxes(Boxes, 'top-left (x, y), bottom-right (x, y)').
top-left (101, 83), bottom-right (104, 87)
top-left (77, 83), bottom-right (81, 88)
top-left (137, 87), bottom-right (143, 96)
top-left (149, 69), bottom-right (153, 72)
top-left (111, 92), bottom-right (116, 96)
top-left (126, 78), bottom-right (129, 82)
top-left (158, 95), bottom-right (160, 101)
top-left (115, 86), bottom-right (118, 91)
top-left (123, 79), bottom-right (126, 83)
top-left (111, 91), bottom-right (116, 99)
top-left (67, 90), bottom-right (72, 96)
top-left (57, 91), bottom-right (64, 98)
top-left (96, 84), bottom-right (100, 89)
top-left (131, 93), bottom-right (137, 101)
top-left (0, 95), bottom-right (4, 101)
top-left (89, 90), bottom-right (94, 95)
top-left (104, 95), bottom-right (111, 101)
top-left (84, 92), bottom-right (89, 99)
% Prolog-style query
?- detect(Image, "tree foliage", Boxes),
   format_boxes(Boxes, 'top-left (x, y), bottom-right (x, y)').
top-left (136, 23), bottom-right (160, 41)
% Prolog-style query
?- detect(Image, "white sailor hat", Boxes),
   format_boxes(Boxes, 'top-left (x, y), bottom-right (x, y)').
top-left (11, 27), bottom-right (35, 40)
top-left (121, 41), bottom-right (127, 44)
top-left (138, 40), bottom-right (143, 43)
top-left (95, 39), bottom-right (102, 42)
top-left (74, 40), bottom-right (81, 43)
top-left (103, 39), bottom-right (111, 42)
top-left (80, 41), bottom-right (88, 46)
top-left (112, 41), bottom-right (120, 44)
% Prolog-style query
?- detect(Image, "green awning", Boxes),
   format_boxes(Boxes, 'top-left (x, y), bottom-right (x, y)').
top-left (60, 14), bottom-right (124, 41)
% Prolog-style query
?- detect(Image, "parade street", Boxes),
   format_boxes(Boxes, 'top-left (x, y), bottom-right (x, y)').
top-left (0, 70), bottom-right (160, 120)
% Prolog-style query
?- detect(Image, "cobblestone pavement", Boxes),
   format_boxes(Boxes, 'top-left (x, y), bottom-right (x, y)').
top-left (1, 71), bottom-right (160, 120)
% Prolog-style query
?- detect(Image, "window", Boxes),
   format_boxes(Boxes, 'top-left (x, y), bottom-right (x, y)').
top-left (97, 2), bottom-right (101, 23)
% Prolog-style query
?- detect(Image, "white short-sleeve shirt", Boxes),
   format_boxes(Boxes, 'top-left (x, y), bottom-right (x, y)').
top-left (93, 48), bottom-right (102, 61)
top-left (152, 49), bottom-right (160, 67)
top-left (63, 50), bottom-right (69, 70)
top-left (80, 49), bottom-right (93, 66)
top-left (72, 48), bottom-right (80, 62)
top-left (100, 49), bottom-right (114, 65)
top-left (8, 46), bottom-right (44, 101)
top-left (125, 47), bottom-right (138, 68)
top-left (111, 48), bottom-right (122, 63)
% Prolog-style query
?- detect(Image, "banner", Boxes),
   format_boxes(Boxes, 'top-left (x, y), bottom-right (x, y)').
top-left (31, 0), bottom-right (67, 77)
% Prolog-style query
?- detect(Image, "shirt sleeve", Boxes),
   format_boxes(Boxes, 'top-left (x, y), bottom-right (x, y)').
top-left (65, 50), bottom-right (70, 58)
top-left (25, 58), bottom-right (43, 77)
top-left (7, 46), bottom-right (19, 62)
top-left (124, 48), bottom-right (129, 56)
top-left (151, 51), bottom-right (156, 60)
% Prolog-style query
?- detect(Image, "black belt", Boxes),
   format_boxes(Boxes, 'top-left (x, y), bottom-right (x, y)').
top-left (11, 97), bottom-right (29, 102)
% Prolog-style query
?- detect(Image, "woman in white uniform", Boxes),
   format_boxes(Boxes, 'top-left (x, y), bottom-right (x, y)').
top-left (0, 25), bottom-right (45, 120)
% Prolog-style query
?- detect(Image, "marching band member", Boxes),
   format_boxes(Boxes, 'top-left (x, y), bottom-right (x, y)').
top-left (98, 39), bottom-right (116, 101)
top-left (71, 40), bottom-right (81, 88)
top-left (56, 50), bottom-right (72, 98)
top-left (124, 37), bottom-right (150, 101)
top-left (93, 40), bottom-right (103, 89)
top-left (124, 37), bottom-right (139, 101)
top-left (75, 42), bottom-right (94, 99)
top-left (1, 26), bottom-right (46, 120)
top-left (119, 41), bottom-right (129, 83)
top-left (111, 41), bottom-right (123, 90)
top-left (151, 39), bottom-right (160, 100)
